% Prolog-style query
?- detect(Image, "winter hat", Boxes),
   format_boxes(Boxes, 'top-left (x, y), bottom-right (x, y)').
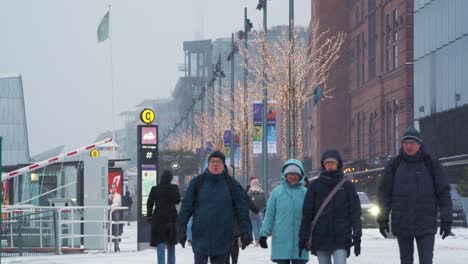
top-left (208, 151), bottom-right (226, 164)
top-left (401, 127), bottom-right (423, 144)
top-left (321, 149), bottom-right (343, 170)
top-left (284, 164), bottom-right (303, 176)
top-left (249, 176), bottom-right (257, 183)
top-left (160, 169), bottom-right (173, 184)
top-left (323, 157), bottom-right (339, 165)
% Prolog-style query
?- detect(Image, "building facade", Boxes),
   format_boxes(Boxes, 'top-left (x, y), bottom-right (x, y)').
top-left (306, 0), bottom-right (414, 169)
top-left (0, 74), bottom-right (30, 166)
top-left (414, 0), bottom-right (468, 157)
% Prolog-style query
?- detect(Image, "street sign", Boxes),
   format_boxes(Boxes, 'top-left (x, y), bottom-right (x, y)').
top-left (171, 162), bottom-right (180, 170)
top-left (140, 108), bottom-right (155, 125)
top-left (90, 149), bottom-right (100, 157)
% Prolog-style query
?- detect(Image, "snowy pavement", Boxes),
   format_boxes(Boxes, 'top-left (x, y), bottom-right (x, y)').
top-left (3, 222), bottom-right (468, 263)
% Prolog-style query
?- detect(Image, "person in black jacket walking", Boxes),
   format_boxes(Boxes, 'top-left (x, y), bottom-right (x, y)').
top-left (299, 149), bottom-right (362, 264)
top-left (377, 127), bottom-right (452, 264)
top-left (147, 169), bottom-right (181, 264)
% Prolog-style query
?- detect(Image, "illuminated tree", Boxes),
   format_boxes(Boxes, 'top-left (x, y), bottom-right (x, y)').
top-left (240, 21), bottom-right (346, 161)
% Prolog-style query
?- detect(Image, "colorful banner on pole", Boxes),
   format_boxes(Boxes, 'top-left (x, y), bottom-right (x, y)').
top-left (252, 101), bottom-right (277, 154)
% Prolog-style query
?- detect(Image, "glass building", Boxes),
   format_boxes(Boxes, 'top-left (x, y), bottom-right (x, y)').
top-left (0, 74), bottom-right (30, 165)
top-left (414, 0), bottom-right (468, 121)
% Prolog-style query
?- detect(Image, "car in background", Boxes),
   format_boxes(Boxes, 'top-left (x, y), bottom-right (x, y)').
top-left (358, 192), bottom-right (380, 228)
top-left (449, 185), bottom-right (467, 227)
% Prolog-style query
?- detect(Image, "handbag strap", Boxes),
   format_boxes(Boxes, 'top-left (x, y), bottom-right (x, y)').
top-left (308, 176), bottom-right (348, 242)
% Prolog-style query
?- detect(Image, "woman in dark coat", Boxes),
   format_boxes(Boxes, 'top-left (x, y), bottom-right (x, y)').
top-left (147, 170), bottom-right (181, 264)
top-left (299, 149), bottom-right (362, 264)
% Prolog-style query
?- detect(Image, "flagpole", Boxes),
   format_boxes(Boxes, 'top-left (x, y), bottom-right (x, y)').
top-left (108, 4), bottom-right (116, 159)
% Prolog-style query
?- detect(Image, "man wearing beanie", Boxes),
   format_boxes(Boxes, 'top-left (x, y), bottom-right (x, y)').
top-left (299, 149), bottom-right (362, 263)
top-left (377, 127), bottom-right (452, 264)
top-left (177, 151), bottom-right (252, 264)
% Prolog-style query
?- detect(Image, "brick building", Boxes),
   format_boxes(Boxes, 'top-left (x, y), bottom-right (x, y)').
top-left (305, 0), bottom-right (414, 169)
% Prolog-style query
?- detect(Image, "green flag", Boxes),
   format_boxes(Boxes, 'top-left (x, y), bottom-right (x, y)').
top-left (97, 11), bottom-right (109, 43)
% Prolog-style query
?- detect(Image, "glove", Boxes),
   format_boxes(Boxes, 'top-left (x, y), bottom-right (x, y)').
top-left (352, 235), bottom-right (361, 256)
top-left (177, 233), bottom-right (186, 248)
top-left (298, 238), bottom-right (308, 258)
top-left (147, 217), bottom-right (152, 224)
top-left (440, 222), bottom-right (452, 239)
top-left (259, 236), bottom-right (268, 249)
top-left (241, 233), bottom-right (253, 250)
top-left (379, 221), bottom-right (389, 238)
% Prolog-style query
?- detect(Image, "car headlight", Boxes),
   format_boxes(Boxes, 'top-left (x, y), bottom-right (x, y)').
top-left (369, 205), bottom-right (380, 216)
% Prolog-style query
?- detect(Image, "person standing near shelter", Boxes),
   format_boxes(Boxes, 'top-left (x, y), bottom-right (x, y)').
top-left (377, 127), bottom-right (452, 264)
top-left (122, 191), bottom-right (133, 225)
top-left (177, 151), bottom-right (252, 264)
top-left (299, 149), bottom-right (362, 264)
top-left (109, 183), bottom-right (122, 252)
top-left (147, 169), bottom-right (181, 264)
top-left (259, 159), bottom-right (309, 264)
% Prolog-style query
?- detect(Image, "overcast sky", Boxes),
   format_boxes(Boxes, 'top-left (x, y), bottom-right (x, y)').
top-left (0, 0), bottom-right (311, 156)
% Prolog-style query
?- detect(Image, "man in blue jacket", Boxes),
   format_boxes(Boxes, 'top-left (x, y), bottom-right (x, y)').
top-left (377, 127), bottom-right (452, 264)
top-left (177, 151), bottom-right (252, 264)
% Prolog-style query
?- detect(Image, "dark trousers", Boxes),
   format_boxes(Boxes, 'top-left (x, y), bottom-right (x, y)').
top-left (225, 236), bottom-right (239, 264)
top-left (397, 233), bottom-right (435, 264)
top-left (274, 260), bottom-right (307, 264)
top-left (194, 252), bottom-right (229, 264)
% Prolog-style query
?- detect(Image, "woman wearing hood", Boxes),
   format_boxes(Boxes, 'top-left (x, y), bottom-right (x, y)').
top-left (299, 149), bottom-right (362, 264)
top-left (147, 169), bottom-right (181, 264)
top-left (259, 159), bottom-right (309, 264)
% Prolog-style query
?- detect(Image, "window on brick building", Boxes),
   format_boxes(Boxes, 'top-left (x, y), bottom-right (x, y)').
top-left (386, 13), bottom-right (391, 72)
top-left (393, 8), bottom-right (398, 69)
top-left (386, 101), bottom-right (392, 155)
top-left (355, 4), bottom-right (360, 26)
top-left (356, 34), bottom-right (361, 88)
top-left (368, 0), bottom-right (376, 80)
top-left (357, 113), bottom-right (361, 159)
top-left (361, 32), bottom-right (365, 83)
top-left (369, 114), bottom-right (376, 159)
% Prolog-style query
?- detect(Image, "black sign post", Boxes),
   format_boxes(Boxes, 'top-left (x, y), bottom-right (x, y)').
top-left (137, 109), bottom-right (158, 250)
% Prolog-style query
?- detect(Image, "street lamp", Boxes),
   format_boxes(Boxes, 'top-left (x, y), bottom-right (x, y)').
top-left (238, 8), bottom-right (253, 186)
top-left (257, 0), bottom-right (269, 195)
top-left (227, 33), bottom-right (238, 176)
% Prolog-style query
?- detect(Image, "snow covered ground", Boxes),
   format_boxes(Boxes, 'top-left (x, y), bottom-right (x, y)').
top-left (3, 222), bottom-right (468, 264)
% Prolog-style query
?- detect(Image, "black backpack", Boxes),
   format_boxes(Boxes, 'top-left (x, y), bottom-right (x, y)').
top-left (193, 173), bottom-right (236, 208)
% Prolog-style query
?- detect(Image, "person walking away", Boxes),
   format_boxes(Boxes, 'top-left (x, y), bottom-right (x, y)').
top-left (248, 178), bottom-right (266, 247)
top-left (299, 149), bottom-right (362, 264)
top-left (259, 159), bottom-right (309, 264)
top-left (377, 127), bottom-right (452, 264)
top-left (147, 170), bottom-right (181, 264)
top-left (122, 191), bottom-right (133, 225)
top-left (177, 151), bottom-right (253, 264)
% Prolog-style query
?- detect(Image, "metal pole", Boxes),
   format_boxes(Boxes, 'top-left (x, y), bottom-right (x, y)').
top-left (218, 53), bottom-right (223, 148)
top-left (230, 33), bottom-right (236, 176)
top-left (288, 0), bottom-right (295, 159)
top-left (243, 7), bottom-right (249, 186)
top-left (262, 1), bottom-right (268, 195)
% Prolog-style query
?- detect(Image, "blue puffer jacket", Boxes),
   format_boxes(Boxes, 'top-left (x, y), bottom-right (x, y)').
top-left (378, 146), bottom-right (452, 236)
top-left (260, 159), bottom-right (309, 261)
top-left (177, 168), bottom-right (251, 256)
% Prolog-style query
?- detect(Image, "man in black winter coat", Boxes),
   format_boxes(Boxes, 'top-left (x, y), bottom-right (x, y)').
top-left (377, 127), bottom-right (452, 264)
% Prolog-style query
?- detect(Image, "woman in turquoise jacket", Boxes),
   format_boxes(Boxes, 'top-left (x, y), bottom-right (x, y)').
top-left (259, 159), bottom-right (309, 264)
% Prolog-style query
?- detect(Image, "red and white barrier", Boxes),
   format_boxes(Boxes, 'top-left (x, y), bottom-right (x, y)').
top-left (1, 138), bottom-right (112, 182)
